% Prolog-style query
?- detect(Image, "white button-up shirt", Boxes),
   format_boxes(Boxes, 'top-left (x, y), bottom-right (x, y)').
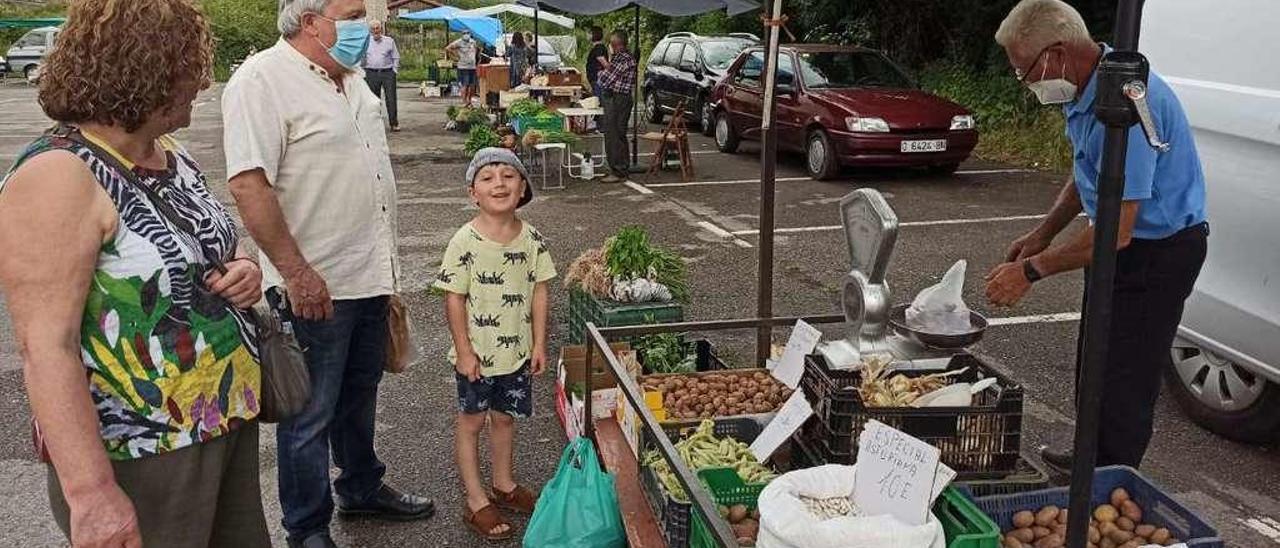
top-left (222, 38), bottom-right (399, 299)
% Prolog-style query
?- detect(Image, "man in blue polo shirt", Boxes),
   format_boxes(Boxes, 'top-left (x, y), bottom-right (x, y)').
top-left (987, 0), bottom-right (1208, 469)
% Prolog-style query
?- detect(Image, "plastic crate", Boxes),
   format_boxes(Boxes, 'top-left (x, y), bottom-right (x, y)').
top-left (567, 288), bottom-right (684, 344)
top-left (935, 487), bottom-right (1001, 548)
top-left (975, 466), bottom-right (1224, 548)
top-left (688, 467), bottom-right (768, 548)
top-left (954, 454), bottom-right (1051, 498)
top-left (800, 353), bottom-right (1024, 479)
top-left (639, 418), bottom-right (763, 548)
top-left (513, 113), bottom-right (565, 135)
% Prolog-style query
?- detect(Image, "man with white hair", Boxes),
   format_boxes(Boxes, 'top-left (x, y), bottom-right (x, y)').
top-left (987, 0), bottom-right (1208, 470)
top-left (222, 1), bottom-right (434, 547)
top-left (363, 20), bottom-right (401, 131)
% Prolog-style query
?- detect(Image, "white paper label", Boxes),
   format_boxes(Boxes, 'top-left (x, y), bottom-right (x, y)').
top-left (749, 390), bottom-right (813, 463)
top-left (853, 420), bottom-right (942, 526)
top-left (771, 320), bottom-right (823, 389)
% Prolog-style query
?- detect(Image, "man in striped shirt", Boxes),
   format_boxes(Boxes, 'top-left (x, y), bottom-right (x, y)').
top-left (598, 30), bottom-right (637, 183)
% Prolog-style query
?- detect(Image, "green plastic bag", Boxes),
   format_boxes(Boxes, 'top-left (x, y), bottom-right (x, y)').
top-left (523, 437), bottom-right (626, 548)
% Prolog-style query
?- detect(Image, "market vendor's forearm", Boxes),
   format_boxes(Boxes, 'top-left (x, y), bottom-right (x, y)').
top-left (229, 171), bottom-right (309, 275)
top-left (532, 282), bottom-right (549, 349)
top-left (445, 293), bottom-right (475, 356)
top-left (1033, 201), bottom-right (1140, 277)
top-left (1035, 177), bottom-right (1084, 239)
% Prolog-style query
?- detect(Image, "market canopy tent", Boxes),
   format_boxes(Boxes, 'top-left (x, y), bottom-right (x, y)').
top-left (516, 0), bottom-right (757, 16)
top-left (399, 6), bottom-right (504, 45)
top-left (0, 18), bottom-right (65, 29)
top-left (461, 3), bottom-right (575, 29)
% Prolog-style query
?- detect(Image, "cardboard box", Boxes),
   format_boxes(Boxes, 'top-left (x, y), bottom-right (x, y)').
top-left (547, 69), bottom-right (583, 87)
top-left (555, 343), bottom-right (637, 439)
top-left (560, 343), bottom-right (633, 392)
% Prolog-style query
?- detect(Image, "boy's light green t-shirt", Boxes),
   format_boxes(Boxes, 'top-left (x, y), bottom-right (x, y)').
top-left (434, 221), bottom-right (556, 376)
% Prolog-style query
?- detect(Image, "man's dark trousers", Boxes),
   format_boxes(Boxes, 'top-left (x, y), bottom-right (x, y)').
top-left (365, 68), bottom-right (399, 127)
top-left (1074, 222), bottom-right (1208, 467)
top-left (601, 89), bottom-right (633, 178)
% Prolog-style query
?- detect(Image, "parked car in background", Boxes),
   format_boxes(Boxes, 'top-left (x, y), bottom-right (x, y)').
top-left (642, 32), bottom-right (759, 134)
top-left (0, 55), bottom-right (8, 77)
top-left (496, 33), bottom-right (563, 71)
top-left (1143, 0), bottom-right (1280, 443)
top-left (5, 26), bottom-right (60, 82)
top-left (710, 44), bottom-right (977, 180)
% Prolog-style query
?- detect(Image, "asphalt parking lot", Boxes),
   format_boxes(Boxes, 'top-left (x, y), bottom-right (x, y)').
top-left (0, 81), bottom-right (1277, 547)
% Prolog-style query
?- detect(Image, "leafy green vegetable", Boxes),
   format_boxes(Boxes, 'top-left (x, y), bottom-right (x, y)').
top-left (446, 105), bottom-right (459, 121)
top-left (636, 333), bottom-right (695, 374)
top-left (508, 98), bottom-right (547, 119)
top-left (542, 129), bottom-right (581, 147)
top-left (604, 226), bottom-right (690, 302)
top-left (464, 125), bottom-right (500, 155)
top-left (465, 108), bottom-right (490, 125)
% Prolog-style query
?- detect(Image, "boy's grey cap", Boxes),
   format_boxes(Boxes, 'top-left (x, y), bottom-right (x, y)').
top-left (466, 147), bottom-right (533, 207)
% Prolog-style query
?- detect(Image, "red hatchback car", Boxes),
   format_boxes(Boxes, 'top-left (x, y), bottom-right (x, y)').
top-left (710, 44), bottom-right (978, 179)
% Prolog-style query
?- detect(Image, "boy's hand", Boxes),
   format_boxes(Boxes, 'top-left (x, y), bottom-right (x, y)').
top-left (457, 352), bottom-right (482, 382)
top-left (530, 345), bottom-right (548, 375)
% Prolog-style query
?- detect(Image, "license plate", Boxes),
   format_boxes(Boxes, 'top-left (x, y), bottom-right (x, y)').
top-left (901, 139), bottom-right (947, 153)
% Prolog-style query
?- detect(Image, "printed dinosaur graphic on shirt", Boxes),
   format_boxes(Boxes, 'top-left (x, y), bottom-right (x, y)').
top-left (433, 223), bottom-right (557, 376)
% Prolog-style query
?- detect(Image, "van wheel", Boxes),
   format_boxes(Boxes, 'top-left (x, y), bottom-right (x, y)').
top-left (806, 130), bottom-right (840, 180)
top-left (1164, 339), bottom-right (1280, 443)
top-left (645, 92), bottom-right (663, 124)
top-left (714, 111), bottom-right (739, 153)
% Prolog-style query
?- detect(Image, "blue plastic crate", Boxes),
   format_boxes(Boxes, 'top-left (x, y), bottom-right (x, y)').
top-left (974, 466), bottom-right (1223, 547)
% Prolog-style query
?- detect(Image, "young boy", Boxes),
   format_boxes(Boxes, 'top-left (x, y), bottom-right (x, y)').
top-left (434, 148), bottom-right (555, 541)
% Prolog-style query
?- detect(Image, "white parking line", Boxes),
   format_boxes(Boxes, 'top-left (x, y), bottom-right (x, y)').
top-left (1239, 516), bottom-right (1280, 544)
top-left (988, 312), bottom-right (1081, 326)
top-left (697, 221), bottom-right (754, 248)
top-left (623, 181), bottom-right (654, 194)
top-left (730, 213), bottom-right (1065, 236)
top-left (640, 168), bottom-right (1033, 189)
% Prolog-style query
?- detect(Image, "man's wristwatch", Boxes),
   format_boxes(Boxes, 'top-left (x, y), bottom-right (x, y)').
top-left (1022, 258), bottom-right (1044, 283)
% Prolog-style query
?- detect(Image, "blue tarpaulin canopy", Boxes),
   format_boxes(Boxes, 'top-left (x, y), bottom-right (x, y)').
top-left (399, 6), bottom-right (503, 46)
top-left (516, 0), bottom-right (757, 17)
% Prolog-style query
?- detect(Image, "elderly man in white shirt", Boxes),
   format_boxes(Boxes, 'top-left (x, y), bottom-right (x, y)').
top-left (363, 20), bottom-right (401, 131)
top-left (221, 1), bottom-right (433, 547)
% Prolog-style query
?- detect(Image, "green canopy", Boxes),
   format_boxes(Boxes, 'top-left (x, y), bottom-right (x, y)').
top-left (0, 18), bottom-right (65, 30)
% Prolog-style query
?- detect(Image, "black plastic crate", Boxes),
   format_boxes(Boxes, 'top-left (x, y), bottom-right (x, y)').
top-left (955, 453), bottom-right (1052, 497)
top-left (799, 353), bottom-right (1024, 479)
top-left (638, 418), bottom-right (762, 548)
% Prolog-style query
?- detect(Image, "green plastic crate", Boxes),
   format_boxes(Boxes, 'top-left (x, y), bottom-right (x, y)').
top-left (688, 467), bottom-right (768, 548)
top-left (936, 487), bottom-right (1000, 548)
top-left (568, 287), bottom-right (684, 344)
top-left (513, 113), bottom-right (564, 135)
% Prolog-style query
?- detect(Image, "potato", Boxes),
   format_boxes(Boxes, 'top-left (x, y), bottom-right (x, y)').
top-left (1100, 521), bottom-right (1119, 537)
top-left (1115, 516), bottom-right (1135, 532)
top-left (1057, 509), bottom-right (1069, 525)
top-left (1033, 534), bottom-right (1064, 548)
top-left (751, 508), bottom-right (761, 520)
top-left (1002, 535), bottom-right (1025, 548)
top-left (1093, 504), bottom-right (1119, 523)
top-left (1148, 528), bottom-right (1171, 544)
top-left (1119, 542), bottom-right (1141, 548)
top-left (1036, 506), bottom-right (1061, 526)
top-left (728, 504), bottom-right (749, 524)
top-left (1032, 526), bottom-right (1052, 539)
top-left (1010, 527), bottom-right (1036, 543)
top-left (1133, 524), bottom-right (1155, 538)
top-left (1110, 488), bottom-right (1130, 508)
top-left (1119, 500), bottom-right (1143, 523)
top-left (1100, 539), bottom-right (1116, 548)
top-left (1107, 529), bottom-right (1133, 543)
top-left (1012, 511), bottom-right (1036, 529)
top-left (1088, 525), bottom-right (1101, 543)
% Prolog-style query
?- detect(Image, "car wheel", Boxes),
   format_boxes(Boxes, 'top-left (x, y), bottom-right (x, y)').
top-left (714, 111), bottom-right (740, 153)
top-left (805, 130), bottom-right (840, 180)
top-left (24, 64), bottom-right (39, 83)
top-left (928, 163), bottom-right (961, 176)
top-left (697, 97), bottom-right (715, 136)
top-left (1164, 339), bottom-right (1280, 443)
top-left (645, 92), bottom-right (663, 124)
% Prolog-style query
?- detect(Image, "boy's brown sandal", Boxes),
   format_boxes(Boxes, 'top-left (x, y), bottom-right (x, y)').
top-left (491, 484), bottom-right (538, 515)
top-left (462, 503), bottom-right (514, 542)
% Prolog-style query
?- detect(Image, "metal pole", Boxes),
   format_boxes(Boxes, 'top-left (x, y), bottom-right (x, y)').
top-left (755, 0), bottom-right (784, 365)
top-left (534, 5), bottom-right (539, 54)
top-left (1065, 1), bottom-right (1146, 547)
top-left (631, 4), bottom-right (641, 166)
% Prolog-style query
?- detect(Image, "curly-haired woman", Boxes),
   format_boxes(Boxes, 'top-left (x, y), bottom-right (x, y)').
top-left (0, 1), bottom-right (271, 547)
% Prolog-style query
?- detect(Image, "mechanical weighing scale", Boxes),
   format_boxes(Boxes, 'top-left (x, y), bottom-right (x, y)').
top-left (836, 188), bottom-right (989, 369)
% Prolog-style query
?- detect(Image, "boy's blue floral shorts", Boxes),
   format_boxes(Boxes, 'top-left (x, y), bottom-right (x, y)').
top-left (455, 362), bottom-right (533, 418)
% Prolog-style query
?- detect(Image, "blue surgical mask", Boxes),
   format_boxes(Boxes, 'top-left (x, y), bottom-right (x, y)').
top-left (315, 15), bottom-right (370, 70)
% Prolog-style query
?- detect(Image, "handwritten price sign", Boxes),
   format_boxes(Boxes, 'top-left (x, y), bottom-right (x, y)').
top-left (852, 420), bottom-right (941, 526)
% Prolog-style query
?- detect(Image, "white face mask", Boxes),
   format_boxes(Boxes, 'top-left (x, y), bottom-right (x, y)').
top-left (1026, 55), bottom-right (1077, 105)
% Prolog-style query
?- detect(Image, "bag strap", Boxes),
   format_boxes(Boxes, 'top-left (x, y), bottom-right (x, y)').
top-left (55, 124), bottom-right (229, 275)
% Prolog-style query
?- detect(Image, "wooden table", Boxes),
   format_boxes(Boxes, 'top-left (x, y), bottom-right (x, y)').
top-left (595, 418), bottom-right (666, 548)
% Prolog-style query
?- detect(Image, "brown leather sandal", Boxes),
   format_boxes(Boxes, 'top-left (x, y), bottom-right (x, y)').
top-left (462, 503), bottom-right (513, 542)
top-left (491, 484), bottom-right (538, 515)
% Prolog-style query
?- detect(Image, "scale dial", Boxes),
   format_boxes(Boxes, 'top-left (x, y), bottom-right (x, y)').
top-left (839, 189), bottom-right (898, 285)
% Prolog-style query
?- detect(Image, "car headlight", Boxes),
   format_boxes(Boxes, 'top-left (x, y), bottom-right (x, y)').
top-left (845, 117), bottom-right (890, 133)
top-left (950, 114), bottom-right (975, 131)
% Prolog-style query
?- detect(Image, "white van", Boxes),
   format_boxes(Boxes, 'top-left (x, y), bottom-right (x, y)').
top-left (1142, 0), bottom-right (1280, 442)
top-left (5, 26), bottom-right (60, 82)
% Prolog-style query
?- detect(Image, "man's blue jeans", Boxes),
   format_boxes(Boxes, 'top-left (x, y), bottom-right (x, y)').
top-left (267, 290), bottom-right (389, 541)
